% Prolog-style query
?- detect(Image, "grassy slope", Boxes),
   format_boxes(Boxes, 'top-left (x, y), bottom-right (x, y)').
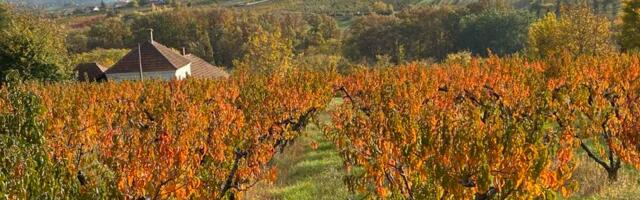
top-left (245, 98), bottom-right (353, 200)
top-left (246, 98), bottom-right (639, 199)
top-left (244, 125), bottom-right (352, 200)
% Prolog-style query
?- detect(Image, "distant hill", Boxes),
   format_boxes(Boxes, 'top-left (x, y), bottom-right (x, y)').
top-left (7, 0), bottom-right (114, 8)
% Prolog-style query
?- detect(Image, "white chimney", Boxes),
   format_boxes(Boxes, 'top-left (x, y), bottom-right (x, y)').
top-left (149, 28), bottom-right (154, 42)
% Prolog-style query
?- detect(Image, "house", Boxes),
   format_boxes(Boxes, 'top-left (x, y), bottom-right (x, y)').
top-left (75, 63), bottom-right (108, 82)
top-left (104, 40), bottom-right (229, 81)
top-left (114, 0), bottom-right (131, 8)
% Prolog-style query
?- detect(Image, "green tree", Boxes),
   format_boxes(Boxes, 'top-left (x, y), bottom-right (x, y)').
top-left (0, 10), bottom-right (69, 83)
top-left (66, 31), bottom-right (89, 53)
top-left (619, 0), bottom-right (640, 51)
top-left (527, 7), bottom-right (614, 58)
top-left (344, 14), bottom-right (401, 63)
top-left (458, 9), bottom-right (533, 56)
top-left (0, 3), bottom-right (7, 27)
top-left (71, 48), bottom-right (129, 67)
top-left (345, 6), bottom-right (465, 63)
top-left (129, 0), bottom-right (139, 8)
top-left (88, 17), bottom-right (133, 49)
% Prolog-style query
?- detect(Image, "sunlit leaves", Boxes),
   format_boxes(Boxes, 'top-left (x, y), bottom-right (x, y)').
top-left (1, 68), bottom-right (334, 199)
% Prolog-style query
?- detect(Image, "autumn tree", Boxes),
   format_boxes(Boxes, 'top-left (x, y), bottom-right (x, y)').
top-left (328, 58), bottom-right (577, 199)
top-left (372, 1), bottom-right (394, 15)
top-left (1, 69), bottom-right (334, 199)
top-left (619, 0), bottom-right (640, 51)
top-left (234, 27), bottom-right (293, 76)
top-left (302, 14), bottom-right (340, 48)
top-left (528, 7), bottom-right (615, 59)
top-left (547, 54), bottom-right (640, 182)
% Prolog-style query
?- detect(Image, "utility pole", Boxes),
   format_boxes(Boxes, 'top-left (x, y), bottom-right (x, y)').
top-left (138, 43), bottom-right (144, 81)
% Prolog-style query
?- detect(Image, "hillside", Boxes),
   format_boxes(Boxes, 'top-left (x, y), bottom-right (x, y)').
top-left (7, 0), bottom-right (112, 7)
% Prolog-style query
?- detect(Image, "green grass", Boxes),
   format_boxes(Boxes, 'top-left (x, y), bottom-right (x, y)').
top-left (244, 124), bottom-right (352, 200)
top-left (246, 98), bottom-right (640, 199)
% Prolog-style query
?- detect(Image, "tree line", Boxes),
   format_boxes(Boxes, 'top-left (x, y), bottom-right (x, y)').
top-left (1, 1), bottom-right (640, 82)
top-left (68, 6), bottom-right (340, 68)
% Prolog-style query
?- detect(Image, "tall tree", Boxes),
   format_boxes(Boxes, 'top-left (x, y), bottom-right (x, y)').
top-left (619, 0), bottom-right (640, 51)
top-left (527, 7), bottom-right (615, 58)
top-left (87, 17), bottom-right (133, 49)
top-left (0, 8), bottom-right (69, 83)
top-left (458, 9), bottom-right (533, 56)
top-left (234, 27), bottom-right (293, 76)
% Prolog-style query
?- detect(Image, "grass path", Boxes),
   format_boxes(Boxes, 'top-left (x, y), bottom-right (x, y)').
top-left (244, 123), bottom-right (352, 200)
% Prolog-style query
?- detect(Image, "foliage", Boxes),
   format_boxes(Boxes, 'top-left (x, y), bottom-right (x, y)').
top-left (458, 9), bottom-right (533, 56)
top-left (0, 85), bottom-right (81, 199)
top-left (527, 7), bottom-right (615, 59)
top-left (336, 4), bottom-right (520, 62)
top-left (327, 57), bottom-right (577, 199)
top-left (0, 8), bottom-right (69, 84)
top-left (128, 10), bottom-right (215, 61)
top-left (88, 17), bottom-right (134, 50)
top-left (343, 14), bottom-right (401, 63)
top-left (372, 1), bottom-right (394, 15)
top-left (619, 0), bottom-right (640, 51)
top-left (0, 68), bottom-right (336, 199)
top-left (77, 8), bottom-right (340, 68)
top-left (0, 3), bottom-right (7, 28)
top-left (66, 31), bottom-right (90, 53)
top-left (325, 53), bottom-right (640, 199)
top-left (547, 54), bottom-right (640, 181)
top-left (234, 28), bottom-right (293, 76)
top-left (71, 48), bottom-right (129, 67)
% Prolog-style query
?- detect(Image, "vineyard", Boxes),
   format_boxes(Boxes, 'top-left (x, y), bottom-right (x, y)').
top-left (326, 54), bottom-right (640, 199)
top-left (1, 54), bottom-right (639, 199)
top-left (0, 68), bottom-right (336, 199)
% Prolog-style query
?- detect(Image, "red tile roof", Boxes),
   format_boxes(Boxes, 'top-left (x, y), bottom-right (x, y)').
top-left (184, 54), bottom-right (230, 79)
top-left (105, 41), bottom-right (190, 74)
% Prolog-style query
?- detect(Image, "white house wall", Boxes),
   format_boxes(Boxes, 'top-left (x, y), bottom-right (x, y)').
top-left (175, 64), bottom-right (191, 79)
top-left (106, 70), bottom-right (177, 81)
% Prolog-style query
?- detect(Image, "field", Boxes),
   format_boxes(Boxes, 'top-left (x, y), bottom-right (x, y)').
top-left (2, 0), bottom-right (640, 199)
top-left (3, 55), bottom-right (640, 199)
